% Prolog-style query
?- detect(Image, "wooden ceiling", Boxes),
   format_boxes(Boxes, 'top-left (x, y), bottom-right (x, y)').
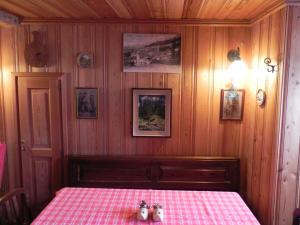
top-left (0, 0), bottom-right (287, 23)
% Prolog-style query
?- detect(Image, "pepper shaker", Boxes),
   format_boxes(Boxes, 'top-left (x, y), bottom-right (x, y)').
top-left (153, 203), bottom-right (164, 222)
top-left (137, 200), bottom-right (150, 221)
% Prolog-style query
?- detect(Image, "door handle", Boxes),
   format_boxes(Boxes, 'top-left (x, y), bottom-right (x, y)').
top-left (20, 140), bottom-right (26, 151)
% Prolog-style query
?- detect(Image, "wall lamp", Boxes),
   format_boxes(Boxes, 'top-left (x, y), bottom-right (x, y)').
top-left (264, 57), bottom-right (278, 73)
top-left (227, 47), bottom-right (241, 62)
top-left (227, 47), bottom-right (247, 89)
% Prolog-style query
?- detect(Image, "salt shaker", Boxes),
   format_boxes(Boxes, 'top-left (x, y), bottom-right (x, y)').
top-left (137, 200), bottom-right (150, 221)
top-left (153, 203), bottom-right (164, 222)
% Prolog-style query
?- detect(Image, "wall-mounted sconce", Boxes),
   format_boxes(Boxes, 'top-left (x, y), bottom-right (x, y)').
top-left (227, 47), bottom-right (247, 89)
top-left (264, 57), bottom-right (278, 73)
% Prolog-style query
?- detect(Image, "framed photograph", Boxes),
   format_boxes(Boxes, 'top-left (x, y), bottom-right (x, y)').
top-left (123, 33), bottom-right (181, 73)
top-left (220, 89), bottom-right (245, 121)
top-left (132, 88), bottom-right (172, 137)
top-left (76, 88), bottom-right (98, 119)
top-left (77, 52), bottom-right (93, 68)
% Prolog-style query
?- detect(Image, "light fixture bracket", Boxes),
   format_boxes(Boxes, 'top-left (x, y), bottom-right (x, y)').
top-left (264, 57), bottom-right (278, 73)
top-left (227, 47), bottom-right (241, 62)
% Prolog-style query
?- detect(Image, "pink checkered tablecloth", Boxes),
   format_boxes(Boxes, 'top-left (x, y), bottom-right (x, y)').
top-left (32, 188), bottom-right (260, 225)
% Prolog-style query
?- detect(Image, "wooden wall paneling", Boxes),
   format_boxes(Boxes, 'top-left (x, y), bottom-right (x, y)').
top-left (244, 21), bottom-right (261, 209)
top-left (255, 16), bottom-right (272, 225)
top-left (72, 24), bottom-right (80, 155)
top-left (95, 24), bottom-right (106, 155)
top-left (222, 27), bottom-right (245, 157)
top-left (58, 24), bottom-right (75, 162)
top-left (227, 27), bottom-right (252, 158)
top-left (151, 24), bottom-right (168, 155)
top-left (276, 6), bottom-right (300, 225)
top-left (238, 26), bottom-right (257, 201)
top-left (250, 17), bottom-right (270, 222)
top-left (106, 24), bottom-right (123, 155)
top-left (15, 25), bottom-right (29, 72)
top-left (123, 24), bottom-right (137, 155)
top-left (164, 25), bottom-right (182, 155)
top-left (77, 24), bottom-right (97, 155)
top-left (193, 26), bottom-right (213, 156)
top-left (260, 10), bottom-right (285, 225)
top-left (178, 26), bottom-right (195, 155)
top-left (102, 24), bottom-right (109, 155)
top-left (209, 27), bottom-right (227, 156)
top-left (45, 24), bottom-right (59, 72)
top-left (1, 27), bottom-right (20, 189)
top-left (134, 24), bottom-right (156, 155)
top-left (60, 23), bottom-right (75, 162)
top-left (59, 23), bottom-right (74, 183)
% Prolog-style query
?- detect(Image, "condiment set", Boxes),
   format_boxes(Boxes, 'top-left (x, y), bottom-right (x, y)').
top-left (137, 200), bottom-right (164, 222)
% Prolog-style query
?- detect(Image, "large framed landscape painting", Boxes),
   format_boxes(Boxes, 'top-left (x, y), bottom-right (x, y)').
top-left (132, 88), bottom-right (172, 137)
top-left (123, 33), bottom-right (181, 73)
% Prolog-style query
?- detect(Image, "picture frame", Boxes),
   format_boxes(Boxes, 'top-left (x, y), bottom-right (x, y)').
top-left (75, 88), bottom-right (98, 119)
top-left (77, 52), bottom-right (93, 68)
top-left (256, 89), bottom-right (266, 107)
top-left (123, 33), bottom-right (181, 73)
top-left (220, 89), bottom-right (245, 121)
top-left (132, 88), bottom-right (172, 137)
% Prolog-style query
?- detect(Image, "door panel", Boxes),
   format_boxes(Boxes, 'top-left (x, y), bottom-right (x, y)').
top-left (30, 89), bottom-right (51, 148)
top-left (17, 76), bottom-right (62, 210)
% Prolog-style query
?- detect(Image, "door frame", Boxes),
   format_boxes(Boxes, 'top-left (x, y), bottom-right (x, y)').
top-left (12, 72), bottom-right (66, 192)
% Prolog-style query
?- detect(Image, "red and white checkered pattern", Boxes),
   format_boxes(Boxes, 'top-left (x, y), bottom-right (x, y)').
top-left (32, 188), bottom-right (260, 225)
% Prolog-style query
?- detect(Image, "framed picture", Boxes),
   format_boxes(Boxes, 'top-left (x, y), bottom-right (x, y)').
top-left (76, 88), bottom-right (98, 119)
top-left (123, 33), bottom-right (181, 73)
top-left (132, 88), bottom-right (172, 137)
top-left (220, 89), bottom-right (245, 121)
top-left (77, 52), bottom-right (93, 68)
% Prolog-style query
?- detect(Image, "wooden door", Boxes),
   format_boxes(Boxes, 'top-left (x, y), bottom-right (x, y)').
top-left (16, 74), bottom-right (62, 210)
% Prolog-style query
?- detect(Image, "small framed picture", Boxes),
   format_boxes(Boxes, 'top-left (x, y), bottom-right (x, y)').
top-left (76, 88), bottom-right (98, 119)
top-left (220, 89), bottom-right (245, 121)
top-left (77, 52), bottom-right (93, 68)
top-left (132, 88), bottom-right (172, 137)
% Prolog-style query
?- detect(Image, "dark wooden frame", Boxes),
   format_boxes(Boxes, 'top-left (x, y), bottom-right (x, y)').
top-left (220, 89), bottom-right (245, 121)
top-left (69, 156), bottom-right (240, 192)
top-left (132, 88), bottom-right (172, 137)
top-left (75, 87), bottom-right (98, 119)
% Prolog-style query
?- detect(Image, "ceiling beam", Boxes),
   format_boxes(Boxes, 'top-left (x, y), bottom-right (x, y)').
top-left (21, 17), bottom-right (251, 27)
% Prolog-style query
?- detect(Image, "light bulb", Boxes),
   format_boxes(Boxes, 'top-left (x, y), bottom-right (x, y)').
top-left (227, 60), bottom-right (247, 88)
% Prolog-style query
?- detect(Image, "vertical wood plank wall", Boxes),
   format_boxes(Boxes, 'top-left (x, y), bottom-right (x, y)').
top-left (276, 6), bottom-right (300, 225)
top-left (0, 9), bottom-right (286, 225)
